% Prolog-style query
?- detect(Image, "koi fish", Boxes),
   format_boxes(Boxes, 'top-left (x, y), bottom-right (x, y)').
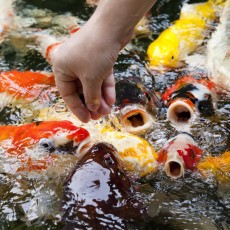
top-left (62, 142), bottom-right (146, 229)
top-left (207, 0), bottom-right (230, 91)
top-left (0, 70), bottom-right (56, 110)
top-left (147, 0), bottom-right (225, 70)
top-left (197, 151), bottom-right (230, 182)
top-left (0, 120), bottom-right (90, 173)
top-left (157, 133), bottom-right (203, 179)
top-left (109, 79), bottom-right (158, 135)
top-left (0, 0), bottom-right (14, 43)
top-left (162, 75), bottom-right (216, 130)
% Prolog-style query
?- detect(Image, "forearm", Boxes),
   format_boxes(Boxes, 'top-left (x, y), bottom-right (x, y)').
top-left (85, 0), bottom-right (157, 48)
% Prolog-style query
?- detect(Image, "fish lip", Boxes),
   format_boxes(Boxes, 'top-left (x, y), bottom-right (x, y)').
top-left (120, 104), bottom-right (154, 134)
top-left (74, 137), bottom-right (92, 156)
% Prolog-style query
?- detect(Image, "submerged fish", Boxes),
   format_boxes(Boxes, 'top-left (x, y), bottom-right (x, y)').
top-left (147, 0), bottom-right (225, 70)
top-left (157, 133), bottom-right (203, 179)
top-left (162, 75), bottom-right (216, 130)
top-left (62, 142), bottom-right (146, 229)
top-left (0, 120), bottom-right (90, 173)
top-left (110, 79), bottom-right (159, 135)
top-left (0, 70), bottom-right (56, 107)
top-left (198, 151), bottom-right (230, 182)
top-left (207, 0), bottom-right (230, 91)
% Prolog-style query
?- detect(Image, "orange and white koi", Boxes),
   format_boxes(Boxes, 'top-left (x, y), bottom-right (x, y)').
top-left (162, 75), bottom-right (216, 130)
top-left (147, 0), bottom-right (225, 70)
top-left (0, 120), bottom-right (90, 173)
top-left (207, 0), bottom-right (230, 91)
top-left (157, 133), bottom-right (203, 179)
top-left (197, 151), bottom-right (230, 182)
top-left (37, 107), bottom-right (158, 177)
top-left (0, 70), bottom-right (56, 110)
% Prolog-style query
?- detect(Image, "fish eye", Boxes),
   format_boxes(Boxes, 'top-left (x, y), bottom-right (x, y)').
top-left (171, 56), bottom-right (174, 60)
top-left (38, 138), bottom-right (55, 152)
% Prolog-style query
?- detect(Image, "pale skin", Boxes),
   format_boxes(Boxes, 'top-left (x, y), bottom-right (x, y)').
top-left (53, 0), bottom-right (157, 123)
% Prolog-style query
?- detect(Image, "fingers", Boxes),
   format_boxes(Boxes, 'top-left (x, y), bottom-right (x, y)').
top-left (55, 75), bottom-right (91, 123)
top-left (102, 72), bottom-right (116, 106)
top-left (82, 76), bottom-right (103, 112)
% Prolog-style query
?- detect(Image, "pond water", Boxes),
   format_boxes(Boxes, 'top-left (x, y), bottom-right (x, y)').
top-left (0, 0), bottom-right (230, 229)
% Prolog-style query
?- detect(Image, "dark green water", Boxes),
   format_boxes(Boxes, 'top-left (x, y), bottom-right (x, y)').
top-left (0, 0), bottom-right (229, 229)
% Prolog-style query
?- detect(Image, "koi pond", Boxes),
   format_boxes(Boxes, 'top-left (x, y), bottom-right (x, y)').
top-left (0, 0), bottom-right (229, 229)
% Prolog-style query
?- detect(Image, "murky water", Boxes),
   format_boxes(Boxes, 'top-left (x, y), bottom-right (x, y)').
top-left (0, 0), bottom-right (230, 229)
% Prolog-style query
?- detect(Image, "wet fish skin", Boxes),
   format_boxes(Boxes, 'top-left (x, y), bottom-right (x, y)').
top-left (147, 0), bottom-right (225, 69)
top-left (62, 142), bottom-right (146, 229)
top-left (0, 120), bottom-right (90, 173)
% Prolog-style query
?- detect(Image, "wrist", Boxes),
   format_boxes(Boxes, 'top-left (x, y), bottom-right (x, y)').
top-left (87, 0), bottom-right (157, 50)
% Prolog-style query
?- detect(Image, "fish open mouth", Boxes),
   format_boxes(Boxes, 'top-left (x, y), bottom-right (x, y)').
top-left (167, 99), bottom-right (195, 127)
top-left (120, 105), bottom-right (154, 134)
top-left (165, 159), bottom-right (185, 178)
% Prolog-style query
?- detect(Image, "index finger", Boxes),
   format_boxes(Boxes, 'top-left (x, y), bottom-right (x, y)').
top-left (55, 73), bottom-right (91, 123)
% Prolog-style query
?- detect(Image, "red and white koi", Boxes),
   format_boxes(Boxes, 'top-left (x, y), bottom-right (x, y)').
top-left (157, 133), bottom-right (203, 179)
top-left (37, 107), bottom-right (158, 177)
top-left (0, 120), bottom-right (90, 174)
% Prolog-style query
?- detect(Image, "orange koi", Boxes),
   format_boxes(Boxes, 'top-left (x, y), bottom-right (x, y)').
top-left (198, 151), bottom-right (230, 182)
top-left (0, 120), bottom-right (90, 173)
top-left (0, 70), bottom-right (55, 108)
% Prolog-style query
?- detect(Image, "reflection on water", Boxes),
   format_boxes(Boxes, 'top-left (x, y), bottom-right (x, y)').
top-left (0, 0), bottom-right (229, 229)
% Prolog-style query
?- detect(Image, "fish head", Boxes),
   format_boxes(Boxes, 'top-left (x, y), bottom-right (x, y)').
top-left (147, 29), bottom-right (181, 69)
top-left (158, 133), bottom-right (203, 178)
top-left (62, 142), bottom-right (144, 229)
top-left (113, 79), bottom-right (160, 134)
top-left (2, 120), bottom-right (90, 172)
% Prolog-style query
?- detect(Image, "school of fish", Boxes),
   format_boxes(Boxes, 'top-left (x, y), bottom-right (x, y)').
top-left (0, 0), bottom-right (229, 228)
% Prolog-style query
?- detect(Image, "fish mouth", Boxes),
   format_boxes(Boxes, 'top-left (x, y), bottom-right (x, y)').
top-left (167, 99), bottom-right (195, 128)
top-left (165, 157), bottom-right (185, 178)
top-left (120, 105), bottom-right (154, 134)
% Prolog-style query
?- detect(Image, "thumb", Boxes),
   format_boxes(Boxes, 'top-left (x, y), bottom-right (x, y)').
top-left (82, 76), bottom-right (103, 112)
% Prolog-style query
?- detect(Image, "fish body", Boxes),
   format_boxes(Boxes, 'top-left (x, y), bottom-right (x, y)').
top-left (162, 76), bottom-right (216, 130)
top-left (158, 133), bottom-right (203, 178)
top-left (147, 0), bottom-right (224, 69)
top-left (207, 0), bottom-right (230, 90)
top-left (0, 0), bottom-right (14, 42)
top-left (62, 142), bottom-right (146, 229)
top-left (198, 151), bottom-right (230, 182)
top-left (0, 120), bottom-right (90, 173)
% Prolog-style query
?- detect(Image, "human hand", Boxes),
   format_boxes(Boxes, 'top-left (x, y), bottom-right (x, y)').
top-left (52, 22), bottom-right (121, 123)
